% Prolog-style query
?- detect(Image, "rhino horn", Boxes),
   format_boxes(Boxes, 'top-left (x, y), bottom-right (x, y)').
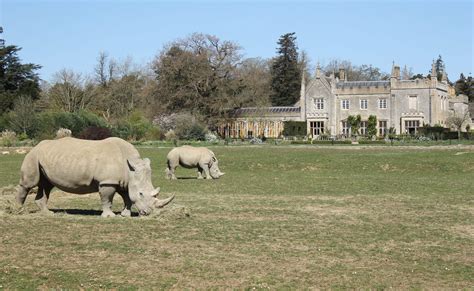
top-left (155, 194), bottom-right (175, 208)
top-left (219, 172), bottom-right (225, 177)
top-left (152, 187), bottom-right (160, 197)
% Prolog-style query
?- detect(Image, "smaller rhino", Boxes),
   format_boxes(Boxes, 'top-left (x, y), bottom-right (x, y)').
top-left (166, 146), bottom-right (225, 180)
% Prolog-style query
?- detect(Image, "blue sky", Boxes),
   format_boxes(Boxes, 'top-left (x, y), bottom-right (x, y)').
top-left (1, 0), bottom-right (473, 81)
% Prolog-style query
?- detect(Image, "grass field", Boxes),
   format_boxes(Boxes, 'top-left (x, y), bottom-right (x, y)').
top-left (0, 145), bottom-right (473, 289)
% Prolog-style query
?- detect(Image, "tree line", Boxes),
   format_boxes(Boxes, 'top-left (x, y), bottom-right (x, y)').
top-left (1, 31), bottom-right (471, 142)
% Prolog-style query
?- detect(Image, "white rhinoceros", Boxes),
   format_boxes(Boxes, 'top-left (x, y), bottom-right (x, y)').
top-left (16, 137), bottom-right (174, 217)
top-left (166, 146), bottom-right (225, 180)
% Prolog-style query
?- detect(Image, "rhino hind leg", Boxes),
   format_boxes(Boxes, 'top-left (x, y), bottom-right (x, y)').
top-left (117, 191), bottom-right (132, 217)
top-left (165, 160), bottom-right (177, 180)
top-left (35, 180), bottom-right (54, 215)
top-left (99, 185), bottom-right (116, 218)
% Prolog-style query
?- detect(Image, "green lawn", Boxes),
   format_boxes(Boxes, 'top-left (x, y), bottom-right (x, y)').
top-left (0, 146), bottom-right (473, 289)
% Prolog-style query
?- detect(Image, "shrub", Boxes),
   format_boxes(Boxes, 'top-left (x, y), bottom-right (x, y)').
top-left (283, 121), bottom-right (306, 137)
top-left (367, 115), bottom-right (377, 138)
top-left (250, 137), bottom-right (263, 144)
top-left (165, 130), bottom-right (177, 141)
top-left (174, 113), bottom-right (207, 140)
top-left (358, 140), bottom-right (386, 145)
top-left (145, 126), bottom-right (163, 141)
top-left (35, 110), bottom-right (107, 139)
top-left (291, 140), bottom-right (351, 145)
top-left (1, 130), bottom-right (17, 147)
top-left (56, 128), bottom-right (72, 139)
top-left (113, 111), bottom-right (153, 141)
top-left (79, 126), bottom-right (112, 140)
top-left (205, 132), bottom-right (219, 143)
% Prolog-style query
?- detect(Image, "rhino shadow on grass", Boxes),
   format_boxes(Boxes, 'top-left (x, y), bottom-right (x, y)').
top-left (50, 208), bottom-right (140, 217)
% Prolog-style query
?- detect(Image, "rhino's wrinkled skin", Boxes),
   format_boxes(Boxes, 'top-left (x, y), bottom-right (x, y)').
top-left (17, 137), bottom-right (174, 217)
top-left (166, 146), bottom-right (225, 180)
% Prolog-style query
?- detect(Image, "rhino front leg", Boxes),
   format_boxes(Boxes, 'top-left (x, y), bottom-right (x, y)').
top-left (117, 191), bottom-right (132, 217)
top-left (200, 163), bottom-right (212, 179)
top-left (197, 166), bottom-right (204, 179)
top-left (99, 185), bottom-right (116, 218)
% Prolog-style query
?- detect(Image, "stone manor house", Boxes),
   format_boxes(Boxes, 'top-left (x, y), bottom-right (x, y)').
top-left (219, 61), bottom-right (470, 138)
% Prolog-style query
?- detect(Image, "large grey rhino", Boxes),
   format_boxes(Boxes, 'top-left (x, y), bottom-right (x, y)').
top-left (17, 137), bottom-right (174, 217)
top-left (166, 146), bottom-right (225, 180)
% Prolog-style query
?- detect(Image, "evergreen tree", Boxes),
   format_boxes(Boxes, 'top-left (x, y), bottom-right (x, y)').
top-left (0, 45), bottom-right (41, 114)
top-left (454, 73), bottom-right (468, 95)
top-left (270, 32), bottom-right (301, 106)
top-left (435, 55), bottom-right (445, 81)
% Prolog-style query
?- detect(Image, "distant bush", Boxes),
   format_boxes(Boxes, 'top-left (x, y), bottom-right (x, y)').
top-left (291, 140), bottom-right (351, 145)
top-left (174, 113), bottom-right (207, 140)
top-left (358, 140), bottom-right (386, 145)
top-left (145, 126), bottom-right (163, 141)
top-left (35, 110), bottom-right (107, 139)
top-left (205, 132), bottom-right (219, 143)
top-left (113, 111), bottom-right (153, 141)
top-left (79, 126), bottom-right (112, 140)
top-left (165, 130), bottom-right (177, 141)
top-left (56, 128), bottom-right (72, 139)
top-left (283, 121), bottom-right (306, 137)
top-left (250, 137), bottom-right (263, 144)
top-left (1, 130), bottom-right (17, 147)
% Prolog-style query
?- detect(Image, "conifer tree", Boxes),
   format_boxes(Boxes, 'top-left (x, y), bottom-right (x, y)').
top-left (270, 32), bottom-right (301, 106)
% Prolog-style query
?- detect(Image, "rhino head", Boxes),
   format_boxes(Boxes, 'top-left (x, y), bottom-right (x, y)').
top-left (209, 156), bottom-right (225, 179)
top-left (127, 158), bottom-right (174, 215)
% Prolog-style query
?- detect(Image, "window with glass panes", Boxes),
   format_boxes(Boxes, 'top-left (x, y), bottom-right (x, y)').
top-left (341, 121), bottom-right (350, 136)
top-left (315, 98), bottom-right (324, 110)
top-left (341, 100), bottom-right (349, 110)
top-left (378, 121), bottom-right (387, 136)
top-left (405, 120), bottom-right (420, 135)
top-left (360, 121), bottom-right (368, 135)
top-left (310, 121), bottom-right (325, 136)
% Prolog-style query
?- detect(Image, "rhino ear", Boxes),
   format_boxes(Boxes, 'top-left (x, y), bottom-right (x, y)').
top-left (212, 156), bottom-right (217, 162)
top-left (127, 158), bottom-right (140, 172)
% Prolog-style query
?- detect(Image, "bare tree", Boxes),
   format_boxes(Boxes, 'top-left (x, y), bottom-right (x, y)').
top-left (234, 58), bottom-right (272, 107)
top-left (151, 33), bottom-right (243, 125)
top-left (447, 110), bottom-right (470, 140)
top-left (47, 69), bottom-right (96, 112)
top-left (95, 51), bottom-right (109, 87)
top-left (8, 95), bottom-right (37, 135)
top-left (322, 59), bottom-right (389, 81)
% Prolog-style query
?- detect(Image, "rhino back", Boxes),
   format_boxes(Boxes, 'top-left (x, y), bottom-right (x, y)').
top-left (36, 138), bottom-right (128, 192)
top-left (169, 146), bottom-right (212, 167)
top-left (105, 137), bottom-right (140, 160)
